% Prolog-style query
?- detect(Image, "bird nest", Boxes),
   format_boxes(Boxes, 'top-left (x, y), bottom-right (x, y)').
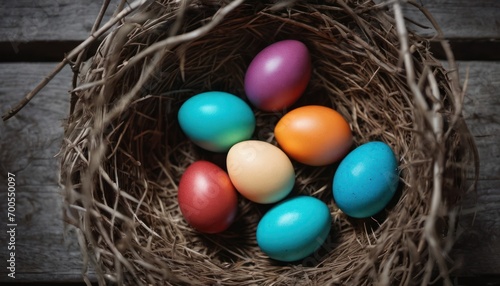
top-left (52, 0), bottom-right (477, 285)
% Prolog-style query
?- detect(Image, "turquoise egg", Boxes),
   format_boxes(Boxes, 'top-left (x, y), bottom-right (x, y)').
top-left (333, 141), bottom-right (399, 218)
top-left (256, 196), bottom-right (332, 262)
top-left (177, 91), bottom-right (255, 152)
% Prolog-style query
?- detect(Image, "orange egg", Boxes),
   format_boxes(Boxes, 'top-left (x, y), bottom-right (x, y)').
top-left (274, 105), bottom-right (353, 166)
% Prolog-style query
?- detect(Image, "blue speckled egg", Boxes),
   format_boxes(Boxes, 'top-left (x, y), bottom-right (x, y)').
top-left (256, 196), bottom-right (332, 262)
top-left (332, 141), bottom-right (399, 218)
top-left (178, 91), bottom-right (255, 152)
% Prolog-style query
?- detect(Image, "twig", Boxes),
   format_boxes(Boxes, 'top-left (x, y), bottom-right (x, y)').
top-left (393, 1), bottom-right (450, 285)
top-left (70, 0), bottom-right (112, 115)
top-left (103, 0), bottom-right (246, 91)
top-left (407, 0), bottom-right (463, 140)
top-left (2, 0), bottom-right (147, 121)
top-left (393, 0), bottom-right (429, 116)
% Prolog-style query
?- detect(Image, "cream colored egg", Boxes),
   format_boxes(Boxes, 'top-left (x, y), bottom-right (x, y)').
top-left (227, 140), bottom-right (295, 204)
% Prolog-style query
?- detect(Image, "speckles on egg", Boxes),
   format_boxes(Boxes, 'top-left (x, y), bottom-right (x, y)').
top-left (332, 141), bottom-right (400, 218)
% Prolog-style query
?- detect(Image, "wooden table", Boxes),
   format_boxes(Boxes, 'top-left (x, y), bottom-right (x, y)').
top-left (0, 0), bottom-right (499, 284)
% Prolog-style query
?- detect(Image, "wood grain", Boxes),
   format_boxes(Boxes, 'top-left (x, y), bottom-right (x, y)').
top-left (1, 1), bottom-right (499, 63)
top-left (451, 61), bottom-right (500, 275)
top-left (401, 0), bottom-right (500, 39)
top-left (0, 0), bottom-right (498, 43)
top-left (460, 61), bottom-right (500, 180)
top-left (454, 180), bottom-right (500, 275)
top-left (0, 63), bottom-right (94, 283)
top-left (0, 0), bottom-right (118, 42)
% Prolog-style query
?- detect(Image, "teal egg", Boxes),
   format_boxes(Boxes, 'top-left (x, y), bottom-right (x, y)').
top-left (333, 141), bottom-right (399, 218)
top-left (178, 91), bottom-right (256, 152)
top-left (256, 196), bottom-right (332, 262)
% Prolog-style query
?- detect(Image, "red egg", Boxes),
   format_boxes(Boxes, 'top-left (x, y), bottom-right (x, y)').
top-left (178, 161), bottom-right (238, 233)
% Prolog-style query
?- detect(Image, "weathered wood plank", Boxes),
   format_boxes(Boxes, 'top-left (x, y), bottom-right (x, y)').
top-left (454, 180), bottom-right (500, 275)
top-left (0, 189), bottom-right (89, 283)
top-left (0, 0), bottom-right (499, 44)
top-left (0, 63), bottom-right (94, 283)
top-left (400, 0), bottom-right (500, 39)
top-left (0, 59), bottom-right (499, 281)
top-left (0, 0), bottom-right (118, 42)
top-left (450, 61), bottom-right (500, 275)
top-left (459, 61), bottom-right (500, 180)
top-left (1, 1), bottom-right (499, 62)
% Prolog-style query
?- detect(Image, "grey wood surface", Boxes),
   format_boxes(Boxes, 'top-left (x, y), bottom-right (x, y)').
top-left (452, 61), bottom-right (500, 275)
top-left (1, 0), bottom-right (499, 42)
top-left (0, 0), bottom-right (117, 42)
top-left (0, 64), bottom-right (90, 283)
top-left (0, 0), bottom-right (499, 283)
top-left (400, 0), bottom-right (500, 38)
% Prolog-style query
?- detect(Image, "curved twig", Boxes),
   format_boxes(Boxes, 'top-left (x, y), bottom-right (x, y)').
top-left (2, 0), bottom-right (147, 121)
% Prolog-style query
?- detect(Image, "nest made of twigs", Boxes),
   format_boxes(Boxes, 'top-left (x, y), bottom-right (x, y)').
top-left (59, 0), bottom-right (476, 285)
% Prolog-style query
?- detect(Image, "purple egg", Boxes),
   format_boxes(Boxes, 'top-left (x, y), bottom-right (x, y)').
top-left (244, 40), bottom-right (311, 111)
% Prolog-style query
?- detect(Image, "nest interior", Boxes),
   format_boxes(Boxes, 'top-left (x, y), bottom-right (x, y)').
top-left (60, 0), bottom-right (476, 285)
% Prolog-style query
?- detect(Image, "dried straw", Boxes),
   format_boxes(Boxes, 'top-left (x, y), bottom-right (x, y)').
top-left (53, 0), bottom-right (478, 285)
